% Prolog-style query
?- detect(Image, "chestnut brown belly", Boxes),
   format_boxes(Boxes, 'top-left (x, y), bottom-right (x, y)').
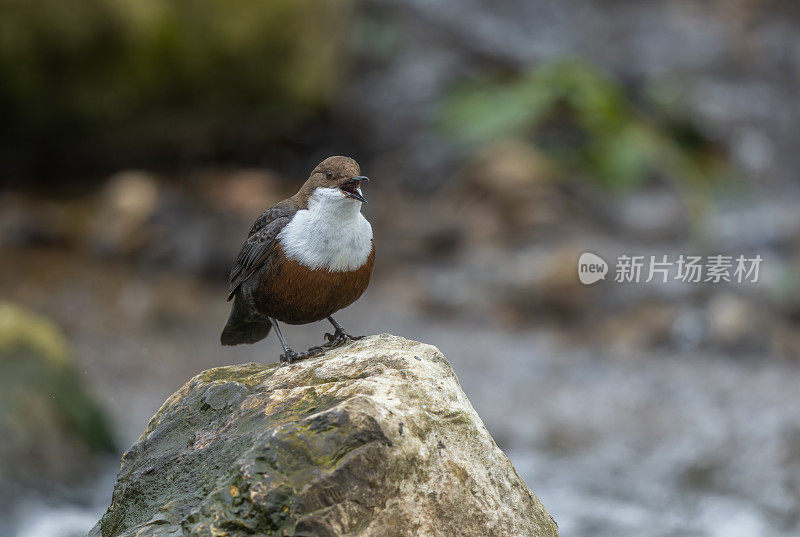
top-left (253, 245), bottom-right (374, 324)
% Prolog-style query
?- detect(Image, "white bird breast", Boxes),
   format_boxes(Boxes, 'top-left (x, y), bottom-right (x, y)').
top-left (277, 187), bottom-right (373, 272)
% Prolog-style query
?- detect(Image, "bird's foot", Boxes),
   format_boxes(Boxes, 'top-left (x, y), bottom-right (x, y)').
top-left (280, 349), bottom-right (309, 365)
top-left (305, 345), bottom-right (327, 357)
top-left (323, 329), bottom-right (363, 348)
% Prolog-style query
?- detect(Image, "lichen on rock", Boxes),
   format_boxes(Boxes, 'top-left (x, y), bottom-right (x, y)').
top-left (90, 334), bottom-right (558, 537)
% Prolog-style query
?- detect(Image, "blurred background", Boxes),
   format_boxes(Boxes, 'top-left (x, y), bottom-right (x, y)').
top-left (1, 1), bottom-right (800, 536)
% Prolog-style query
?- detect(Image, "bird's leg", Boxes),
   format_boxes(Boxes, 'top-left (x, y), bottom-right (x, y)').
top-left (323, 316), bottom-right (363, 347)
top-left (269, 318), bottom-right (306, 364)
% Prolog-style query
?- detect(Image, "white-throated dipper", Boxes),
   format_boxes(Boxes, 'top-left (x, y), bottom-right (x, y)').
top-left (221, 156), bottom-right (374, 363)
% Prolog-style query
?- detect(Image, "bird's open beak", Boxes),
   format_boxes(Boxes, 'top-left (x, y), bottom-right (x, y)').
top-left (341, 176), bottom-right (369, 203)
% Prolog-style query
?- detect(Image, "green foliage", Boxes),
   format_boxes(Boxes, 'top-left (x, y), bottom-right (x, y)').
top-left (0, 303), bottom-right (116, 458)
top-left (51, 367), bottom-right (117, 453)
top-left (0, 0), bottom-right (353, 174)
top-left (441, 60), bottom-right (728, 192)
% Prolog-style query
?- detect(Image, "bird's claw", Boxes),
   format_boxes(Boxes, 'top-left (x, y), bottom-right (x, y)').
top-left (285, 329), bottom-right (363, 362)
top-left (306, 345), bottom-right (326, 357)
top-left (280, 350), bottom-right (309, 365)
top-left (323, 329), bottom-right (363, 348)
top-left (324, 331), bottom-right (344, 344)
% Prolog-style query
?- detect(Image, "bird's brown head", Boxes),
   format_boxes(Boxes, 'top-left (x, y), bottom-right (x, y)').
top-left (297, 156), bottom-right (369, 205)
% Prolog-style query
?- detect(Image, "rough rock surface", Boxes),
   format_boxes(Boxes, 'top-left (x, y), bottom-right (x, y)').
top-left (90, 334), bottom-right (557, 537)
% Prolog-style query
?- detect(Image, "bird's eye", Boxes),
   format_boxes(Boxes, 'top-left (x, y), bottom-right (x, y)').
top-left (325, 170), bottom-right (333, 179)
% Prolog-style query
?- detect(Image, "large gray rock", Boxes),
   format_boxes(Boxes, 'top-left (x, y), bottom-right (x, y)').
top-left (90, 334), bottom-right (557, 537)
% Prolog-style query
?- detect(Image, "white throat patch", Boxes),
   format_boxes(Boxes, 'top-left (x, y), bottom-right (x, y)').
top-left (277, 187), bottom-right (373, 272)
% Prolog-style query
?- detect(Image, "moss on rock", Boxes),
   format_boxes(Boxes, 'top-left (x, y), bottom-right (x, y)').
top-left (0, 303), bottom-right (116, 496)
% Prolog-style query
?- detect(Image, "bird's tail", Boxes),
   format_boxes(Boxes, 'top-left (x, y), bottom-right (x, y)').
top-left (220, 299), bottom-right (272, 346)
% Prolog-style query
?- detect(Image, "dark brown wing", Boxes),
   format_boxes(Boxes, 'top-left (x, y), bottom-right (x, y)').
top-left (227, 200), bottom-right (298, 300)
